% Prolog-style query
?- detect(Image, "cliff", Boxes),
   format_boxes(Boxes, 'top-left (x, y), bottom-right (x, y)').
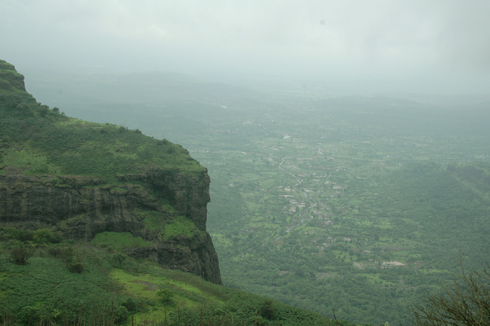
top-left (0, 59), bottom-right (221, 284)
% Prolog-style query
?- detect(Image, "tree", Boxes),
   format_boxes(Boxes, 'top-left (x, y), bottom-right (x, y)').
top-left (259, 299), bottom-right (276, 320)
top-left (10, 247), bottom-right (33, 265)
top-left (157, 288), bottom-right (175, 305)
top-left (410, 263), bottom-right (490, 325)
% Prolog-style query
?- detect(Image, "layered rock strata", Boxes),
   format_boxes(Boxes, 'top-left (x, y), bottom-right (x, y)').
top-left (0, 170), bottom-right (222, 284)
top-left (0, 59), bottom-right (221, 284)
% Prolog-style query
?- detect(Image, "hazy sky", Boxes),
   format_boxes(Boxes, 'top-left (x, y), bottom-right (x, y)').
top-left (1, 0), bottom-right (489, 92)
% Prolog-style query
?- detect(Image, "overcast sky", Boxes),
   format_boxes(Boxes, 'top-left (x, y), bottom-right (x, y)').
top-left (1, 0), bottom-right (489, 93)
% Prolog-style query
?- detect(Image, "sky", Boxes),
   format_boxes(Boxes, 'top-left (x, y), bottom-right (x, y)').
top-left (1, 0), bottom-right (490, 93)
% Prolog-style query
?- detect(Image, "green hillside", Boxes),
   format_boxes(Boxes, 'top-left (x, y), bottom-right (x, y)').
top-left (19, 66), bottom-right (490, 324)
top-left (0, 60), bottom-right (360, 325)
top-left (0, 228), bottom-right (354, 326)
top-left (0, 60), bottom-right (204, 181)
top-left (6, 58), bottom-right (490, 325)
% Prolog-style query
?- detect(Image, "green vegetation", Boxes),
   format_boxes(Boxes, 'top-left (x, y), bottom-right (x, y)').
top-left (91, 232), bottom-right (153, 250)
top-left (0, 60), bottom-right (359, 325)
top-left (141, 211), bottom-right (165, 233)
top-left (136, 210), bottom-right (202, 239)
top-left (164, 216), bottom-right (201, 240)
top-left (156, 287), bottom-right (175, 305)
top-left (0, 60), bottom-right (205, 182)
top-left (410, 262), bottom-right (490, 325)
top-left (0, 227), bottom-right (353, 325)
top-left (36, 70), bottom-right (490, 325)
top-left (8, 62), bottom-right (490, 324)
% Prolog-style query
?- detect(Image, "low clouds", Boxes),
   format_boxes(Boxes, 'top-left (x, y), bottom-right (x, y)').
top-left (435, 0), bottom-right (490, 72)
top-left (1, 0), bottom-right (489, 90)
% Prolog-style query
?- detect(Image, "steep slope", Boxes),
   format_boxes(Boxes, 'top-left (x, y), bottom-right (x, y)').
top-left (0, 232), bottom-right (354, 325)
top-left (0, 59), bottom-right (221, 284)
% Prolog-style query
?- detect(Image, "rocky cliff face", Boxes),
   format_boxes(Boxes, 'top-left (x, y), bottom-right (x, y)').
top-left (0, 167), bottom-right (222, 284)
top-left (0, 60), bottom-right (222, 284)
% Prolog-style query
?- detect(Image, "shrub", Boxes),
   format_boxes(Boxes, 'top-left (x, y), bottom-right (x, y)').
top-left (33, 228), bottom-right (63, 245)
top-left (17, 305), bottom-right (41, 325)
top-left (48, 246), bottom-right (74, 260)
top-left (410, 264), bottom-right (490, 325)
top-left (113, 306), bottom-right (129, 324)
top-left (0, 228), bottom-right (33, 242)
top-left (10, 247), bottom-right (33, 265)
top-left (3, 239), bottom-right (23, 250)
top-left (156, 288), bottom-right (174, 305)
top-left (68, 261), bottom-right (83, 273)
top-left (259, 299), bottom-right (276, 320)
top-left (121, 298), bottom-right (139, 313)
top-left (47, 246), bottom-right (62, 257)
top-left (39, 106), bottom-right (49, 117)
top-left (110, 253), bottom-right (126, 268)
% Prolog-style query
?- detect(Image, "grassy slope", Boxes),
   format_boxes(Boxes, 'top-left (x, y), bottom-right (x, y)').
top-left (0, 59), bottom-right (359, 325)
top-left (0, 231), bottom-right (355, 326)
top-left (17, 65), bottom-right (490, 325)
top-left (0, 60), bottom-right (205, 181)
top-left (0, 59), bottom-right (206, 268)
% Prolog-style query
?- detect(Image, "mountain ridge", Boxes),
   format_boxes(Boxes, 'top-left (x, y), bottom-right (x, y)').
top-left (0, 59), bottom-right (221, 284)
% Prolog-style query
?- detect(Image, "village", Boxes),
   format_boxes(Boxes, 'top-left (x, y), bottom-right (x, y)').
top-left (176, 95), bottom-right (488, 324)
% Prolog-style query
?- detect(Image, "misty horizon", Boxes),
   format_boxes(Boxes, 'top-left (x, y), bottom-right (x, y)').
top-left (2, 0), bottom-right (490, 95)
top-left (1, 1), bottom-right (490, 321)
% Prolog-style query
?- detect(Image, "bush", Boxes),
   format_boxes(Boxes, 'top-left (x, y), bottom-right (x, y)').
top-left (33, 229), bottom-right (63, 245)
top-left (0, 228), bottom-right (33, 242)
top-left (121, 298), bottom-right (139, 313)
top-left (68, 261), bottom-right (83, 273)
top-left (17, 305), bottom-right (41, 325)
top-left (410, 264), bottom-right (490, 325)
top-left (3, 239), bottom-right (23, 250)
top-left (156, 288), bottom-right (174, 305)
top-left (10, 247), bottom-right (33, 265)
top-left (0, 228), bottom-right (63, 246)
top-left (259, 299), bottom-right (276, 320)
top-left (48, 246), bottom-right (74, 260)
top-left (110, 253), bottom-right (126, 268)
top-left (113, 306), bottom-right (129, 324)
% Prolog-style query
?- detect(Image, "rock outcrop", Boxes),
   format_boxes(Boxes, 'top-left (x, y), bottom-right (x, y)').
top-left (0, 60), bottom-right (222, 284)
top-left (0, 164), bottom-right (222, 285)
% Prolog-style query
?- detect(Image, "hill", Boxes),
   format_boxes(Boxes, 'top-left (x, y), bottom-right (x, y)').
top-left (0, 59), bottom-right (360, 326)
top-left (20, 67), bottom-right (490, 324)
top-left (0, 59), bottom-right (221, 285)
top-left (0, 229), bottom-right (356, 325)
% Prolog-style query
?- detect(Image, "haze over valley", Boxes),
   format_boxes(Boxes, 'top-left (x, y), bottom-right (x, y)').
top-left (1, 1), bottom-right (490, 325)
top-left (17, 67), bottom-right (488, 324)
